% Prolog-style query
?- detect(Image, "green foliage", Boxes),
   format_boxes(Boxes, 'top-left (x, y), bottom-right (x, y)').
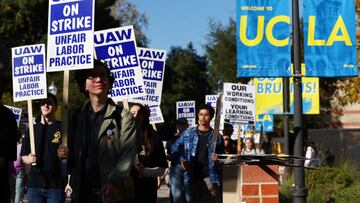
top-left (111, 0), bottom-right (149, 47)
top-left (205, 18), bottom-right (238, 92)
top-left (160, 44), bottom-right (210, 137)
top-left (280, 162), bottom-right (360, 203)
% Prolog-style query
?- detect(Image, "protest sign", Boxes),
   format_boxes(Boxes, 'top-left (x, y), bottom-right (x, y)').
top-left (205, 95), bottom-right (219, 128)
top-left (149, 105), bottom-right (164, 124)
top-left (303, 0), bottom-right (357, 77)
top-left (12, 44), bottom-right (47, 102)
top-left (129, 48), bottom-right (166, 106)
top-left (47, 0), bottom-right (94, 71)
top-left (176, 101), bottom-right (196, 127)
top-left (222, 83), bottom-right (256, 124)
top-left (5, 105), bottom-right (22, 127)
top-left (94, 26), bottom-right (145, 101)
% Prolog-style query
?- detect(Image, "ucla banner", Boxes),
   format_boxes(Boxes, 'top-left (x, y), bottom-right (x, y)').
top-left (303, 0), bottom-right (357, 77)
top-left (236, 0), bottom-right (291, 77)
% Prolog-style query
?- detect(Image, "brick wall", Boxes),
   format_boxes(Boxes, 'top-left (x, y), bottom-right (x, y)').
top-left (240, 165), bottom-right (279, 203)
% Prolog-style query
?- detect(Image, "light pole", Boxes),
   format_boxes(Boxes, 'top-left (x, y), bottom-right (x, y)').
top-left (48, 81), bottom-right (58, 95)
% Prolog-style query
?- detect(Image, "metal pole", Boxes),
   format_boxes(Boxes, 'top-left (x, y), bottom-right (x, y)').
top-left (283, 78), bottom-right (290, 155)
top-left (292, 0), bottom-right (307, 202)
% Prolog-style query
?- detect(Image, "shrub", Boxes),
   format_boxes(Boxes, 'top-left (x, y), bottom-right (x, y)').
top-left (280, 162), bottom-right (360, 203)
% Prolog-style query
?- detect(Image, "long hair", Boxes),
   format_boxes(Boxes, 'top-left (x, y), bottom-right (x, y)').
top-left (131, 103), bottom-right (155, 155)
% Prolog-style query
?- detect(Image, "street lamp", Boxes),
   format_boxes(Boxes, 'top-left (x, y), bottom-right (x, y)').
top-left (48, 81), bottom-right (58, 95)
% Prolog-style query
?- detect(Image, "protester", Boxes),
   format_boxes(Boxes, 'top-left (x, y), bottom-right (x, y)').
top-left (222, 123), bottom-right (236, 154)
top-left (130, 103), bottom-right (167, 203)
top-left (0, 103), bottom-right (18, 203)
top-left (9, 132), bottom-right (25, 203)
top-left (167, 118), bottom-right (190, 203)
top-left (68, 59), bottom-right (138, 203)
top-left (171, 104), bottom-right (224, 203)
top-left (304, 141), bottom-right (321, 167)
top-left (20, 93), bottom-right (66, 203)
top-left (241, 137), bottom-right (260, 155)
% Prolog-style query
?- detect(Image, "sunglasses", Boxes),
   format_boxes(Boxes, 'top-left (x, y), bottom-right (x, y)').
top-left (87, 72), bottom-right (110, 82)
top-left (40, 99), bottom-right (55, 106)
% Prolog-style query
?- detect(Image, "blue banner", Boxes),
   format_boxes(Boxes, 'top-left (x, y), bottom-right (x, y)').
top-left (236, 0), bottom-right (291, 77)
top-left (303, 0), bottom-right (357, 77)
top-left (243, 114), bottom-right (273, 132)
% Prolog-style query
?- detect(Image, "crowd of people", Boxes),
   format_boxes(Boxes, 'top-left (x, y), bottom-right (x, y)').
top-left (1, 60), bottom-right (276, 203)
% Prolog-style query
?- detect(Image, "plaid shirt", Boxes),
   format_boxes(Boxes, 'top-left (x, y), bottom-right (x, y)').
top-left (171, 126), bottom-right (223, 185)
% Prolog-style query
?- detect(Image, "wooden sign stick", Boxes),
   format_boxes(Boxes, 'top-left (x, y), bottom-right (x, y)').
top-left (62, 70), bottom-right (69, 145)
top-left (27, 100), bottom-right (36, 165)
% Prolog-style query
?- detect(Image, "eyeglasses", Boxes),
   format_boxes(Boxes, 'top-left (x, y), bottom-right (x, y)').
top-left (40, 99), bottom-right (55, 106)
top-left (87, 72), bottom-right (110, 82)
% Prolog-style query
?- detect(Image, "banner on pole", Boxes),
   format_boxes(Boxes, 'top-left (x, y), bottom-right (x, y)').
top-left (129, 48), bottom-right (166, 106)
top-left (94, 26), bottom-right (145, 101)
top-left (303, 0), bottom-right (358, 77)
top-left (236, 0), bottom-right (291, 77)
top-left (12, 44), bottom-right (47, 102)
top-left (222, 83), bottom-right (256, 124)
top-left (254, 76), bottom-right (320, 115)
top-left (243, 114), bottom-right (274, 133)
top-left (176, 101), bottom-right (196, 127)
top-left (47, 0), bottom-right (94, 71)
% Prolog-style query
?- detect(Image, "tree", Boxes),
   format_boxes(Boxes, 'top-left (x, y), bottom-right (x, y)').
top-left (160, 43), bottom-right (210, 138)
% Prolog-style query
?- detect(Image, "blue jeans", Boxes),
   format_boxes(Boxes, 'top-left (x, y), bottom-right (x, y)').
top-left (27, 187), bottom-right (65, 203)
top-left (11, 169), bottom-right (25, 203)
top-left (169, 164), bottom-right (191, 203)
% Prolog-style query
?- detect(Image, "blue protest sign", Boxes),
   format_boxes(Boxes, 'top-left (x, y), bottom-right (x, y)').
top-left (205, 95), bottom-right (219, 128)
top-left (129, 48), bottom-right (166, 106)
top-left (303, 0), bottom-right (357, 77)
top-left (94, 26), bottom-right (145, 101)
top-left (242, 114), bottom-right (273, 133)
top-left (236, 0), bottom-right (291, 77)
top-left (176, 101), bottom-right (196, 127)
top-left (5, 105), bottom-right (22, 127)
top-left (12, 44), bottom-right (47, 102)
top-left (47, 0), bottom-right (94, 71)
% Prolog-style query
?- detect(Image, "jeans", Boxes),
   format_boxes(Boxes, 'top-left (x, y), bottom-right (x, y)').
top-left (169, 164), bottom-right (191, 203)
top-left (27, 187), bottom-right (65, 203)
top-left (10, 169), bottom-right (25, 203)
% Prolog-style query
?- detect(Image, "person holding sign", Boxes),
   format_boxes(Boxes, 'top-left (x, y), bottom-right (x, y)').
top-left (68, 60), bottom-right (138, 203)
top-left (0, 103), bottom-right (18, 203)
top-left (20, 93), bottom-right (66, 203)
top-left (171, 104), bottom-right (224, 203)
top-left (130, 103), bottom-right (167, 203)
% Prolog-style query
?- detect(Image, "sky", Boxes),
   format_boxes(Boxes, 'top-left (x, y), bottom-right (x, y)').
top-left (131, 0), bottom-right (236, 55)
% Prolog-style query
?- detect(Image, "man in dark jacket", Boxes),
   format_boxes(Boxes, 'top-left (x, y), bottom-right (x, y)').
top-left (68, 60), bottom-right (138, 203)
top-left (0, 103), bottom-right (17, 203)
